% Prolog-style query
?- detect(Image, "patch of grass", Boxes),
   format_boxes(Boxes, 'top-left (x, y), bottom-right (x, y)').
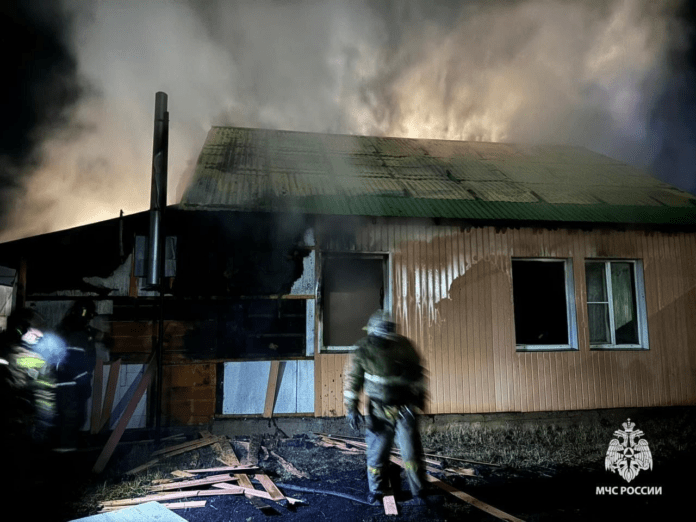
top-left (421, 416), bottom-right (696, 470)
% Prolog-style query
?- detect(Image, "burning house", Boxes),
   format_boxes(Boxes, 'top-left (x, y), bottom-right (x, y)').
top-left (1, 122), bottom-right (695, 435)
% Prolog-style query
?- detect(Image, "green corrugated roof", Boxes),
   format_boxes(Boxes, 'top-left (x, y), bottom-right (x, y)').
top-left (180, 126), bottom-right (696, 225)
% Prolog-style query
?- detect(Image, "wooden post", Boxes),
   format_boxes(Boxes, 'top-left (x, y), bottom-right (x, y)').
top-left (99, 359), bottom-right (122, 432)
top-left (263, 361), bottom-right (281, 418)
top-left (90, 357), bottom-right (104, 434)
top-left (93, 355), bottom-right (155, 473)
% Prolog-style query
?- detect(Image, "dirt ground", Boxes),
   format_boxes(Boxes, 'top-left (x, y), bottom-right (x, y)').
top-left (10, 427), bottom-right (691, 522)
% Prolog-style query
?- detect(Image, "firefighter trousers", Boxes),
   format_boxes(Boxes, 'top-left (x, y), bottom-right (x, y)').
top-left (365, 399), bottom-right (424, 497)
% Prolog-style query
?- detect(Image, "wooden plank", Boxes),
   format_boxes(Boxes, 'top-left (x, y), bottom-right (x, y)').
top-left (254, 474), bottom-right (286, 502)
top-left (147, 474), bottom-right (236, 492)
top-left (182, 465), bottom-right (260, 474)
top-left (383, 494), bottom-right (398, 516)
top-left (93, 355), bottom-right (155, 474)
top-left (98, 359), bottom-right (121, 432)
top-left (152, 436), bottom-right (222, 457)
top-left (425, 476), bottom-right (524, 522)
top-left (162, 501), bottom-right (206, 510)
top-left (171, 470), bottom-right (196, 479)
top-left (263, 360), bottom-right (281, 418)
top-left (91, 357), bottom-right (104, 434)
top-left (212, 441), bottom-right (255, 489)
top-left (101, 488), bottom-right (244, 507)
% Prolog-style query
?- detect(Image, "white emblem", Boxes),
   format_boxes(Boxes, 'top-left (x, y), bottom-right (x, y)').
top-left (605, 418), bottom-right (653, 483)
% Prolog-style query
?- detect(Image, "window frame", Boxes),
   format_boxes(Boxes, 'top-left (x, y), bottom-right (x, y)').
top-left (512, 257), bottom-right (579, 352)
top-left (320, 251), bottom-right (392, 353)
top-left (585, 259), bottom-right (649, 350)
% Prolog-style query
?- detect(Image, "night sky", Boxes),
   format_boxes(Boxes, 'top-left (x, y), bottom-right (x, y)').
top-left (1, 0), bottom-right (695, 242)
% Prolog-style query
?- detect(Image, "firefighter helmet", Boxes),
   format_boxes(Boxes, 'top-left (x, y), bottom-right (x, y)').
top-left (364, 309), bottom-right (397, 339)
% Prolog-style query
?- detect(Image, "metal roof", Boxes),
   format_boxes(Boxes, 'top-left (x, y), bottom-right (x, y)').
top-left (180, 126), bottom-right (696, 225)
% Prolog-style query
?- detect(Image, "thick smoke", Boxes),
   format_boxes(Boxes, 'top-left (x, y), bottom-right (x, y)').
top-left (1, 0), bottom-right (694, 242)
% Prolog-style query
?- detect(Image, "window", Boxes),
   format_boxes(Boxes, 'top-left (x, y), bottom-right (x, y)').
top-left (322, 254), bottom-right (389, 351)
top-left (585, 260), bottom-right (648, 349)
top-left (512, 258), bottom-right (578, 350)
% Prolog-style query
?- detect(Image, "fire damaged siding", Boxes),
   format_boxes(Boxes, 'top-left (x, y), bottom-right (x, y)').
top-left (315, 219), bottom-right (696, 416)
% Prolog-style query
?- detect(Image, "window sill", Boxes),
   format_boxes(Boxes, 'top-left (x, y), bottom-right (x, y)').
top-left (590, 345), bottom-right (649, 351)
top-left (516, 345), bottom-right (579, 352)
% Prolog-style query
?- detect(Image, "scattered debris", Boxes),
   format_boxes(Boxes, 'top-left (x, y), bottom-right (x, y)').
top-left (271, 450), bottom-right (310, 479)
top-left (313, 432), bottom-right (522, 520)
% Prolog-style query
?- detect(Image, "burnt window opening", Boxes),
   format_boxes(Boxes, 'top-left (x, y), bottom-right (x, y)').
top-left (322, 255), bottom-right (388, 350)
top-left (179, 298), bottom-right (307, 360)
top-left (512, 258), bottom-right (578, 350)
top-left (585, 260), bottom-right (648, 349)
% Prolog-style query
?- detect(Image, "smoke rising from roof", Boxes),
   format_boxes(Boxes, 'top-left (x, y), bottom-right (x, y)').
top-left (1, 0), bottom-right (694, 242)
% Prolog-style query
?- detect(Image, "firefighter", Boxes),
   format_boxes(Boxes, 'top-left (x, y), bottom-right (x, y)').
top-left (0, 307), bottom-right (56, 447)
top-left (55, 299), bottom-right (98, 449)
top-left (343, 309), bottom-right (427, 504)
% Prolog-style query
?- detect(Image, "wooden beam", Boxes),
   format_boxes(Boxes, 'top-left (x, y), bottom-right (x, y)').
top-left (98, 359), bottom-right (122, 432)
top-left (101, 488), bottom-right (244, 508)
top-left (425, 476), bottom-right (525, 522)
top-left (152, 436), bottom-right (223, 457)
top-left (91, 357), bottom-right (104, 434)
top-left (182, 465), bottom-right (260, 474)
top-left (212, 441), bottom-right (255, 488)
top-left (254, 474), bottom-right (286, 503)
top-left (93, 355), bottom-right (155, 474)
top-left (147, 474), bottom-right (236, 492)
top-left (263, 360), bottom-right (281, 418)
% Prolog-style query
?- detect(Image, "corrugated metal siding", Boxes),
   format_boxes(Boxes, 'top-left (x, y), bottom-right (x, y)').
top-left (315, 221), bottom-right (696, 415)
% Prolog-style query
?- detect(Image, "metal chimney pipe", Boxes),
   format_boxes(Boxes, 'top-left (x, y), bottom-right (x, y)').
top-left (146, 92), bottom-right (169, 287)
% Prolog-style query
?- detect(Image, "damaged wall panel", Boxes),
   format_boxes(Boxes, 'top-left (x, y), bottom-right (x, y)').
top-left (221, 360), bottom-right (314, 415)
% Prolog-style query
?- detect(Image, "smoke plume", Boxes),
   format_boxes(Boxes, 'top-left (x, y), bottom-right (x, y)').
top-left (1, 0), bottom-right (694, 242)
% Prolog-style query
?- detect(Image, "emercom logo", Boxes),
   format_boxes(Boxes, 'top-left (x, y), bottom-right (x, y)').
top-left (605, 418), bottom-right (653, 483)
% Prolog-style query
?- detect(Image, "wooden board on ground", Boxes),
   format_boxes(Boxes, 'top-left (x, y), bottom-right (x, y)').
top-left (152, 436), bottom-right (222, 457)
top-left (100, 501), bottom-right (207, 514)
top-left (182, 465), bottom-right (260, 474)
top-left (100, 488), bottom-right (244, 508)
top-left (171, 470), bottom-right (197, 479)
top-left (213, 483), bottom-right (303, 506)
top-left (383, 494), bottom-right (398, 516)
top-left (212, 441), bottom-right (255, 488)
top-left (318, 433), bottom-right (498, 467)
top-left (147, 474), bottom-right (236, 492)
top-left (425, 476), bottom-right (525, 522)
top-left (445, 466), bottom-right (477, 477)
top-left (254, 474), bottom-right (286, 503)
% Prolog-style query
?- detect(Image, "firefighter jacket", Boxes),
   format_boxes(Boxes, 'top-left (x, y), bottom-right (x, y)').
top-left (344, 334), bottom-right (425, 410)
top-left (5, 343), bottom-right (56, 419)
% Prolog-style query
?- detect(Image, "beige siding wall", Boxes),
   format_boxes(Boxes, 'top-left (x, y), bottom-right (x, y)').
top-left (315, 218), bottom-right (696, 416)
